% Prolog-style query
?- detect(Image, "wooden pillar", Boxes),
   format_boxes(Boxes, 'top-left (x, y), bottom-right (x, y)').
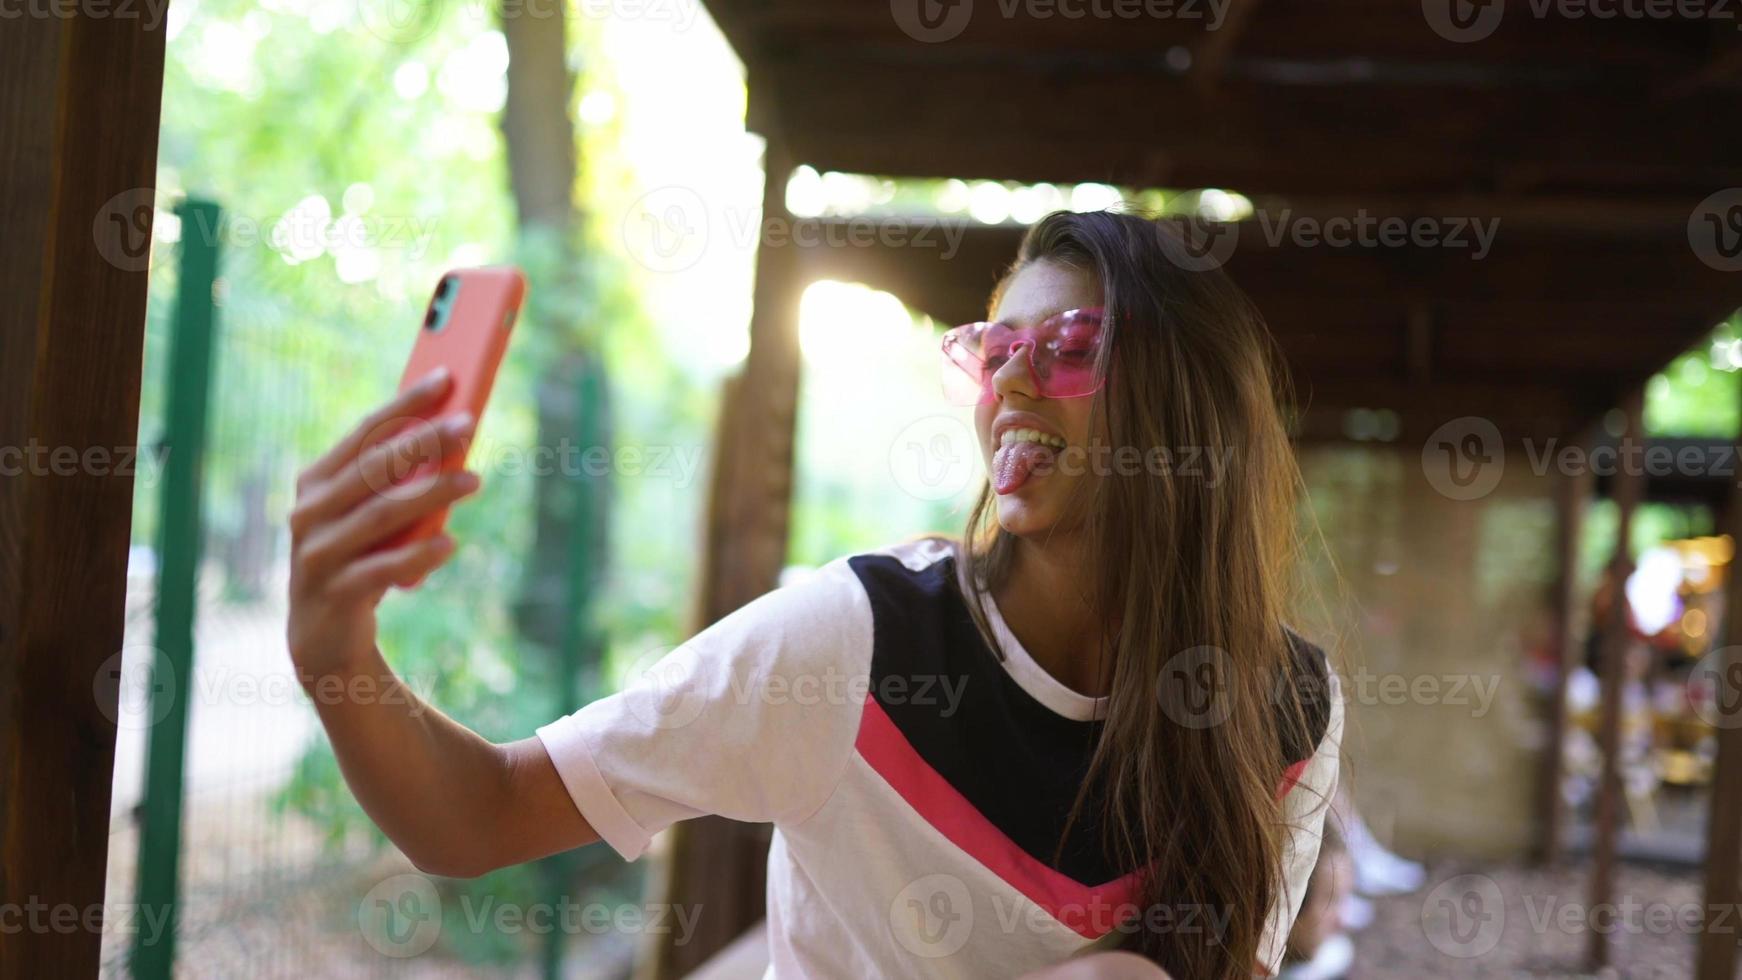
top-left (0, 9), bottom-right (167, 980)
top-left (1587, 394), bottom-right (1645, 971)
top-left (1696, 381), bottom-right (1742, 980)
top-left (1537, 438), bottom-right (1593, 866)
top-left (650, 95), bottom-right (804, 980)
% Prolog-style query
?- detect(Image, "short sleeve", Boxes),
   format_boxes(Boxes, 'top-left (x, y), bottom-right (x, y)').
top-left (535, 559), bottom-right (873, 862)
top-left (1255, 670), bottom-right (1345, 976)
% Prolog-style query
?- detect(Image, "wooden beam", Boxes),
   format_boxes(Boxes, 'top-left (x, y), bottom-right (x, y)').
top-left (0, 9), bottom-right (166, 980)
top-left (1536, 440), bottom-right (1593, 866)
top-left (765, 55), bottom-right (1742, 196)
top-left (1587, 391), bottom-right (1645, 971)
top-left (1654, 36), bottom-right (1742, 99)
top-left (712, 0), bottom-right (1725, 73)
top-left (1189, 0), bottom-right (1260, 93)
top-left (1405, 304), bottom-right (1433, 387)
top-left (1696, 387), bottom-right (1742, 979)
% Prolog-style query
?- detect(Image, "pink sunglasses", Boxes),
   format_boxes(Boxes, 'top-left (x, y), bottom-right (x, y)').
top-left (940, 307), bottom-right (1107, 406)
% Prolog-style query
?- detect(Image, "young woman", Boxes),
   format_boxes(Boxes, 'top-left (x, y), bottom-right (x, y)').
top-left (286, 209), bottom-right (1344, 979)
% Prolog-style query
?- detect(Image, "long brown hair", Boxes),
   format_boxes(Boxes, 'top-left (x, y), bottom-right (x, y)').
top-left (957, 209), bottom-right (1329, 978)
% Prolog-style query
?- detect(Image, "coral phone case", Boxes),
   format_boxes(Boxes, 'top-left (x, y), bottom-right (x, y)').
top-left (381, 266), bottom-right (525, 552)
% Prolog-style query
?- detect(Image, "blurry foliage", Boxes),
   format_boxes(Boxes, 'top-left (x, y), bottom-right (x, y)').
top-left (139, 0), bottom-right (710, 963)
top-left (1646, 316), bottom-right (1742, 438)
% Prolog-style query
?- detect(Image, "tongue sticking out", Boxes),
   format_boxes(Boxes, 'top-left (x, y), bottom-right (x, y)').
top-left (993, 441), bottom-right (1056, 495)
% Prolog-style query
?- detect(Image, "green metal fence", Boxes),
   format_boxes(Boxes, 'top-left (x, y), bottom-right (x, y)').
top-left (102, 196), bottom-right (628, 979)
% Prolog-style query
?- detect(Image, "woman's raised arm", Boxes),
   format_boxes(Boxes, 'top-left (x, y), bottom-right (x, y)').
top-left (286, 369), bottom-right (597, 877)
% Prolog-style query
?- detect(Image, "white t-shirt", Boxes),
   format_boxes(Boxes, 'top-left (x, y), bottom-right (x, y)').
top-left (537, 537), bottom-right (1344, 978)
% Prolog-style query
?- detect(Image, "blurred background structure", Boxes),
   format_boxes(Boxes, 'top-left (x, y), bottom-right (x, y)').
top-left (6, 2), bottom-right (1742, 979)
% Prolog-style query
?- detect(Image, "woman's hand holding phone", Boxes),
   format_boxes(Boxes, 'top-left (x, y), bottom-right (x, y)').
top-left (277, 268), bottom-right (596, 880)
top-left (286, 367), bottom-right (481, 683)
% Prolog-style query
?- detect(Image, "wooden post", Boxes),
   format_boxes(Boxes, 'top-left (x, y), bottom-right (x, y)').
top-left (1537, 439), bottom-right (1593, 866)
top-left (1588, 393), bottom-right (1645, 971)
top-left (650, 106), bottom-right (804, 979)
top-left (1696, 379), bottom-right (1742, 980)
top-left (0, 9), bottom-right (167, 980)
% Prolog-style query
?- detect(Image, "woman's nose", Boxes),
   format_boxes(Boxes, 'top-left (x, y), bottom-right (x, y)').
top-left (989, 340), bottom-right (1040, 401)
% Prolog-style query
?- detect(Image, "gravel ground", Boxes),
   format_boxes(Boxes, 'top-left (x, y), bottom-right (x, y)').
top-left (1351, 859), bottom-right (1732, 979)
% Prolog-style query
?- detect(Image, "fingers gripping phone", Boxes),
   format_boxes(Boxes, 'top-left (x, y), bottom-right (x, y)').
top-left (380, 267), bottom-right (525, 554)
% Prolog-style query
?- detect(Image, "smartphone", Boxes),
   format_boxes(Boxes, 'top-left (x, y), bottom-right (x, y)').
top-left (380, 266), bottom-right (526, 553)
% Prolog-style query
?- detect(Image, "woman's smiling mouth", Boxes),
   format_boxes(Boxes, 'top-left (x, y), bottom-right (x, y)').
top-left (990, 416), bottom-right (1067, 495)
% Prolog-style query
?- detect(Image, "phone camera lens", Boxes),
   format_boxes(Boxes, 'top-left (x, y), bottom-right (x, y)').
top-left (435, 276), bottom-right (454, 299)
top-left (424, 305), bottom-right (439, 329)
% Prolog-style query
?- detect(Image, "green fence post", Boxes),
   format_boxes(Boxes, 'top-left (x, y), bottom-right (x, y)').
top-left (131, 198), bottom-right (221, 980)
top-left (540, 352), bottom-right (609, 980)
